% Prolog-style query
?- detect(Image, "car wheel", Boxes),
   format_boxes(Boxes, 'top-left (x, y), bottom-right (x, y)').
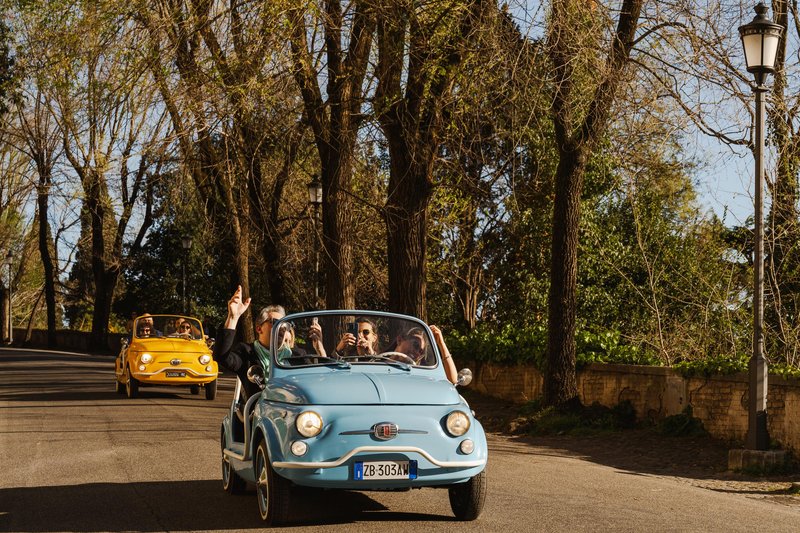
top-left (255, 440), bottom-right (291, 525)
top-left (205, 379), bottom-right (218, 400)
top-left (125, 366), bottom-right (139, 399)
top-left (448, 469), bottom-right (487, 521)
top-left (114, 377), bottom-right (125, 395)
top-left (190, 385), bottom-right (200, 395)
top-left (221, 430), bottom-right (246, 495)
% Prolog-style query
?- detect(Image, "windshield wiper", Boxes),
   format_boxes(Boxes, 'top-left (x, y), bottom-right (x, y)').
top-left (365, 355), bottom-right (411, 371)
top-left (315, 356), bottom-right (351, 369)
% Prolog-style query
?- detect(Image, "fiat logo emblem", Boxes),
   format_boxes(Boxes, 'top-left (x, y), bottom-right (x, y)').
top-left (170, 359), bottom-right (181, 366)
top-left (373, 422), bottom-right (398, 440)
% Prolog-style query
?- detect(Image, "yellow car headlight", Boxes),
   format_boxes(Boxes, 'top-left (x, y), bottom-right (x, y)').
top-left (140, 353), bottom-right (153, 364)
top-left (446, 411), bottom-right (471, 437)
top-left (296, 411), bottom-right (323, 438)
top-left (199, 354), bottom-right (211, 365)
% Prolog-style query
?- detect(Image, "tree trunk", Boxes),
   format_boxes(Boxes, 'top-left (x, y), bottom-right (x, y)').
top-left (321, 151), bottom-right (356, 310)
top-left (544, 148), bottom-right (585, 405)
top-left (384, 143), bottom-right (432, 318)
top-left (37, 181), bottom-right (58, 348)
top-left (288, 2), bottom-right (372, 311)
top-left (544, 0), bottom-right (642, 406)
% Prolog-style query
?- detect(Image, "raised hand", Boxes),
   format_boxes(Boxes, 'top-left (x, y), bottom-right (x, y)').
top-left (225, 285), bottom-right (251, 328)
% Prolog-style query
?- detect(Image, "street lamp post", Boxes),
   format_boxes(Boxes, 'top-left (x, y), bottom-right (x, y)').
top-left (4, 251), bottom-right (11, 345)
top-left (307, 176), bottom-right (323, 306)
top-left (181, 235), bottom-right (193, 315)
top-left (738, 2), bottom-right (783, 451)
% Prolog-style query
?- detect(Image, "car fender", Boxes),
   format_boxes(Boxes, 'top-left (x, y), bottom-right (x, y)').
top-left (250, 402), bottom-right (298, 468)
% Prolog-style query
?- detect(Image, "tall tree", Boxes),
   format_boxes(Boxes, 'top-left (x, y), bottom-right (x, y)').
top-left (375, 0), bottom-right (484, 318)
top-left (16, 93), bottom-right (60, 347)
top-left (287, 1), bottom-right (376, 310)
top-left (544, 0), bottom-right (642, 406)
top-left (35, 2), bottom-right (166, 350)
top-left (138, 1), bottom-right (309, 340)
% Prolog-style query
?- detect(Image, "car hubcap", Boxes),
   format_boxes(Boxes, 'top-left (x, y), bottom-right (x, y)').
top-left (257, 453), bottom-right (269, 517)
top-left (222, 455), bottom-right (230, 486)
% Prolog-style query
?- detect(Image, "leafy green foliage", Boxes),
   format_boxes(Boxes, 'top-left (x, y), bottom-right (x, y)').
top-left (447, 324), bottom-right (658, 370)
top-left (763, 363), bottom-right (800, 380)
top-left (575, 330), bottom-right (661, 367)
top-left (673, 354), bottom-right (748, 378)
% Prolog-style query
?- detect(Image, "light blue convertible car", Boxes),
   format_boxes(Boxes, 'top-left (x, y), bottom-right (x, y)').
top-left (219, 310), bottom-right (487, 525)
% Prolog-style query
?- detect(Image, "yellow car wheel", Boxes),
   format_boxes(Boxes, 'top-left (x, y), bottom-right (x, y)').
top-left (205, 379), bottom-right (218, 401)
top-left (125, 366), bottom-right (139, 399)
top-left (115, 378), bottom-right (125, 395)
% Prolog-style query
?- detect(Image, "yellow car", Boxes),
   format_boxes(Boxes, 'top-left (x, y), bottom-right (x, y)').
top-left (114, 314), bottom-right (219, 400)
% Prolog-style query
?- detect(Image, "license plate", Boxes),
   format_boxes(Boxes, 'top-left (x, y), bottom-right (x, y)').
top-left (166, 371), bottom-right (186, 378)
top-left (354, 460), bottom-right (417, 480)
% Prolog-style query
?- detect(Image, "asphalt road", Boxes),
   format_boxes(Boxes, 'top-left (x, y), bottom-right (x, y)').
top-left (1, 347), bottom-right (799, 532)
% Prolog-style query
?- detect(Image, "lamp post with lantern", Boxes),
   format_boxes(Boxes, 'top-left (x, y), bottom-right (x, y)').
top-left (181, 234), bottom-right (193, 315)
top-left (307, 176), bottom-right (323, 306)
top-left (738, 2), bottom-right (783, 450)
top-left (4, 251), bottom-right (11, 345)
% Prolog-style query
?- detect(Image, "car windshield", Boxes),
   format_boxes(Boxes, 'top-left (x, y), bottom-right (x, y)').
top-left (272, 312), bottom-right (437, 370)
top-left (133, 315), bottom-right (203, 340)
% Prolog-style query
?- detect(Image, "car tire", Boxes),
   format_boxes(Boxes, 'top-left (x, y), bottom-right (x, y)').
top-left (255, 440), bottom-right (291, 525)
top-left (190, 385), bottom-right (200, 395)
top-left (115, 378), bottom-right (125, 395)
top-left (221, 430), bottom-right (246, 495)
top-left (448, 469), bottom-right (487, 521)
top-left (205, 379), bottom-right (218, 401)
top-left (125, 366), bottom-right (139, 399)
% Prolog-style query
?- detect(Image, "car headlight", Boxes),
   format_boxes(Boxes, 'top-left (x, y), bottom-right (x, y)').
top-left (199, 354), bottom-right (211, 365)
top-left (459, 439), bottom-right (475, 454)
top-left (291, 441), bottom-right (308, 456)
top-left (296, 411), bottom-right (323, 438)
top-left (446, 411), bottom-right (471, 437)
top-left (140, 353), bottom-right (152, 364)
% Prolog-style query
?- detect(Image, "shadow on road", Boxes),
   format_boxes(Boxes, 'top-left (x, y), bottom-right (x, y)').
top-left (461, 389), bottom-right (796, 484)
top-left (0, 388), bottom-right (227, 403)
top-left (0, 480), bottom-right (450, 531)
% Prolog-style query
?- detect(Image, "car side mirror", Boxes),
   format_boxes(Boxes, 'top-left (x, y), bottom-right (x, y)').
top-left (247, 365), bottom-right (265, 389)
top-left (205, 337), bottom-right (215, 348)
top-left (456, 368), bottom-right (472, 387)
top-left (120, 337), bottom-right (129, 350)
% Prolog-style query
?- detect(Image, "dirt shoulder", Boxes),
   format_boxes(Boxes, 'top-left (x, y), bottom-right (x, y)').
top-left (462, 388), bottom-right (800, 507)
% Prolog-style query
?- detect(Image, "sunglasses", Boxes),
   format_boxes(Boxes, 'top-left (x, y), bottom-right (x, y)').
top-left (179, 324), bottom-right (192, 331)
top-left (359, 329), bottom-right (374, 337)
top-left (407, 337), bottom-right (425, 355)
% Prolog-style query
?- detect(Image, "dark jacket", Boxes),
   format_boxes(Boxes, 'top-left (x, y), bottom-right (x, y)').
top-left (212, 328), bottom-right (263, 399)
top-left (213, 327), bottom-right (312, 399)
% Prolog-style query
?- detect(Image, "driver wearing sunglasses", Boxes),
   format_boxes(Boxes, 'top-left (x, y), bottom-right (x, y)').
top-left (176, 320), bottom-right (195, 338)
top-left (395, 328), bottom-right (428, 365)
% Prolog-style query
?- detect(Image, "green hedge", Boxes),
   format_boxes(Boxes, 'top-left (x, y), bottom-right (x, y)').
top-left (447, 325), bottom-right (800, 378)
top-left (447, 324), bottom-right (660, 371)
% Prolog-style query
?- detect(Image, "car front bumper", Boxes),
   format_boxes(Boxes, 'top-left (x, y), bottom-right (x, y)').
top-left (132, 366), bottom-right (218, 385)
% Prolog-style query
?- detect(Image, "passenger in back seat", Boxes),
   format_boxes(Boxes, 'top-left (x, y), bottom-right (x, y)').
top-left (212, 285), bottom-right (324, 398)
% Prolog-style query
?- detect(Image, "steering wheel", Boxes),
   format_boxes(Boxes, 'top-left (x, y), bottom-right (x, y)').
top-left (372, 351), bottom-right (416, 365)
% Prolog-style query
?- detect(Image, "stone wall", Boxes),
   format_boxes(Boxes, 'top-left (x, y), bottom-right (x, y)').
top-left (468, 361), bottom-right (800, 452)
top-left (13, 328), bottom-right (125, 355)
